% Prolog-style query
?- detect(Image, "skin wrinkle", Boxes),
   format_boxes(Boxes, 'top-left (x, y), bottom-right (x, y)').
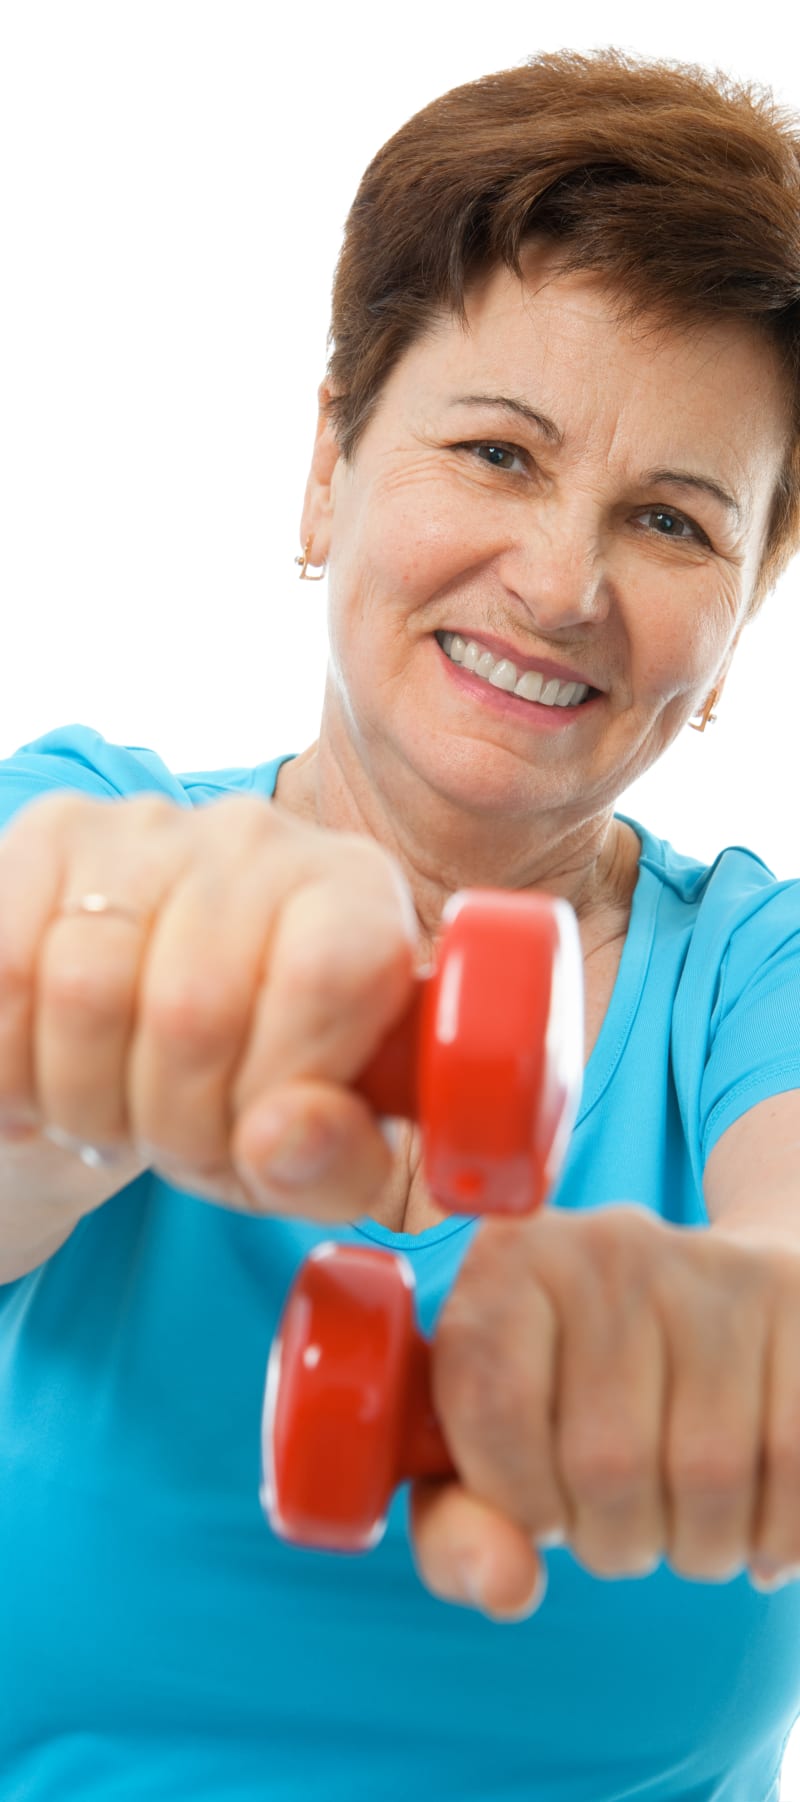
top-left (445, 390), bottom-right (749, 524)
top-left (280, 238), bottom-right (790, 973)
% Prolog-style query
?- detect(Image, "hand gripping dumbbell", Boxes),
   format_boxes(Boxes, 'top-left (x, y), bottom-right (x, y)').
top-left (260, 886), bottom-right (583, 1551)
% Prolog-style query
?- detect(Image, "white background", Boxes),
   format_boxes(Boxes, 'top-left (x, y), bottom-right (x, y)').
top-left (1, 2), bottom-right (798, 1791)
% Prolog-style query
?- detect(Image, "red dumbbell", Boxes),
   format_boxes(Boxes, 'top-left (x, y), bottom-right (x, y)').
top-left (346, 886), bottom-right (583, 1217)
top-left (260, 886), bottom-right (584, 1550)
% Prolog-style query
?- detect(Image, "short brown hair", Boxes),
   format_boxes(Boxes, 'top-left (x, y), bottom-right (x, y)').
top-left (324, 47), bottom-right (800, 619)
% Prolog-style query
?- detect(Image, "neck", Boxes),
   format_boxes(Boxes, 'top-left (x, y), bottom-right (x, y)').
top-left (274, 725), bottom-right (640, 962)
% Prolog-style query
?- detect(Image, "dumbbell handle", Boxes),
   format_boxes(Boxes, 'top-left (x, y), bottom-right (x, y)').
top-left (400, 1320), bottom-right (456, 1485)
top-left (354, 981), bottom-right (424, 1123)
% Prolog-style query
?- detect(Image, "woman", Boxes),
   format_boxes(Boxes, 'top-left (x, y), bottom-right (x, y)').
top-left (1, 44), bottom-right (800, 1802)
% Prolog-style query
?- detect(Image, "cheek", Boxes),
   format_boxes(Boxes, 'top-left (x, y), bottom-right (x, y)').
top-left (627, 578), bottom-right (734, 696)
top-left (366, 471), bottom-right (483, 592)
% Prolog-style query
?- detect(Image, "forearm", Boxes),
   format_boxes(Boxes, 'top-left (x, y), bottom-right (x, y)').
top-left (0, 1132), bottom-right (144, 1283)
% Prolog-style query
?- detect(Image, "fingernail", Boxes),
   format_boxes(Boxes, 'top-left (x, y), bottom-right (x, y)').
top-left (0, 1104), bottom-right (40, 1142)
top-left (41, 1123), bottom-right (128, 1168)
top-left (387, 861), bottom-right (420, 947)
top-left (458, 1555), bottom-right (548, 1622)
top-left (378, 1117), bottom-right (404, 1154)
top-left (750, 1562), bottom-right (800, 1593)
top-left (248, 1111), bottom-right (340, 1187)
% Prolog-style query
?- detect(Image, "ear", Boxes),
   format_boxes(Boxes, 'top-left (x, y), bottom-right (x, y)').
top-left (298, 381), bottom-right (343, 563)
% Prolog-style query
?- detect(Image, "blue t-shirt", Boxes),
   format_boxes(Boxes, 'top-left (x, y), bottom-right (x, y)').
top-left (1, 722), bottom-right (800, 1802)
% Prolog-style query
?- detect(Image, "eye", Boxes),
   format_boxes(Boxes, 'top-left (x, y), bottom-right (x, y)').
top-left (455, 445), bottom-right (711, 545)
top-left (457, 440), bottom-right (531, 476)
top-left (637, 507), bottom-right (708, 545)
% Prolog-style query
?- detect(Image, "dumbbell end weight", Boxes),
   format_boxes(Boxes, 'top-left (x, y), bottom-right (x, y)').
top-left (261, 1245), bottom-right (454, 1553)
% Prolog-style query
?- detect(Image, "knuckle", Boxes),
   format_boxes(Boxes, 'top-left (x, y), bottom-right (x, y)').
top-left (10, 790), bottom-right (89, 832)
top-left (434, 1336), bottom-right (537, 1449)
top-left (0, 936), bottom-right (31, 1001)
top-left (118, 796), bottom-right (181, 836)
top-left (338, 835), bottom-right (413, 909)
top-left (43, 958), bottom-right (126, 1021)
top-left (144, 978), bottom-right (242, 1052)
top-left (433, 1338), bottom-right (496, 1433)
top-left (119, 793), bottom-right (178, 824)
top-left (278, 939), bottom-right (355, 1011)
top-left (566, 1430), bottom-right (651, 1502)
top-left (582, 1211), bottom-right (651, 1292)
top-left (473, 1367), bottom-right (532, 1439)
top-left (200, 791), bottom-right (276, 839)
top-left (445, 1377), bottom-right (494, 1443)
top-left (669, 1439), bottom-right (751, 1499)
top-left (765, 1432), bottom-right (800, 1491)
top-left (0, 790), bottom-right (84, 863)
top-left (336, 830), bottom-right (389, 871)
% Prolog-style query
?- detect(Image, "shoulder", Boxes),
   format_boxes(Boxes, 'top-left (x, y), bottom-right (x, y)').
top-left (0, 724), bottom-right (293, 833)
top-left (621, 809), bottom-right (797, 931)
top-left (0, 722), bottom-right (188, 821)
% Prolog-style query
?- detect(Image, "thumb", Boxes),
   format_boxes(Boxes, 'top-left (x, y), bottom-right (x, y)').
top-left (408, 1478), bottom-right (548, 1622)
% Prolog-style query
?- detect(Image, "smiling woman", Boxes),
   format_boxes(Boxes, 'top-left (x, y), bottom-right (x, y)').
top-left (280, 233), bottom-right (790, 945)
top-left (2, 41), bottom-right (800, 1802)
top-left (320, 49), bottom-right (800, 607)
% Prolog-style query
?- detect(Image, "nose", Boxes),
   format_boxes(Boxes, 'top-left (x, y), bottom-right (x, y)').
top-left (502, 506), bottom-right (612, 633)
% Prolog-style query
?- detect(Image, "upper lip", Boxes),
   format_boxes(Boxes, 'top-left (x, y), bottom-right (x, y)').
top-left (436, 629), bottom-right (600, 691)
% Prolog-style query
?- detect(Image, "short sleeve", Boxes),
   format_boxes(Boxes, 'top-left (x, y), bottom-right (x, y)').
top-left (699, 881), bottom-right (800, 1165)
top-left (0, 722), bottom-right (193, 838)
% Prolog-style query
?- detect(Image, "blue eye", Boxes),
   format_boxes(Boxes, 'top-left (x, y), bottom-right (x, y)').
top-left (640, 508), bottom-right (706, 544)
top-left (462, 441), bottom-right (530, 475)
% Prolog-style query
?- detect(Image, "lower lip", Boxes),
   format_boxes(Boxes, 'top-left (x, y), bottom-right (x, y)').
top-left (433, 637), bottom-right (600, 728)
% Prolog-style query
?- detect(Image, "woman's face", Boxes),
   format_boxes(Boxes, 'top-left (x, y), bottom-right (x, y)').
top-left (301, 239), bottom-right (790, 831)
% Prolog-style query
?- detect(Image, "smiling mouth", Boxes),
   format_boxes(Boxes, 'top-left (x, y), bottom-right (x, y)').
top-left (433, 631), bottom-right (600, 708)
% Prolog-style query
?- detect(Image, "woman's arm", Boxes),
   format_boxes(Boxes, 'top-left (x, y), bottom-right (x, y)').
top-left (0, 1133), bottom-right (144, 1284)
top-left (703, 1090), bottom-right (800, 1249)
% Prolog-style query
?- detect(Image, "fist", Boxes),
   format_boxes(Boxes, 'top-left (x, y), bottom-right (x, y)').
top-left (0, 789), bottom-right (419, 1221)
top-left (409, 1205), bottom-right (800, 1617)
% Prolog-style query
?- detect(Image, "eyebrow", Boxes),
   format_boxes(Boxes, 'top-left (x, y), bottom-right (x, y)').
top-left (449, 392), bottom-right (564, 446)
top-left (446, 392), bottom-right (743, 523)
top-left (639, 466), bottom-right (742, 524)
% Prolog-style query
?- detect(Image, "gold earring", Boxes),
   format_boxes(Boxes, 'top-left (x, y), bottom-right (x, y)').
top-left (294, 535), bottom-right (326, 581)
top-left (688, 687), bottom-right (720, 732)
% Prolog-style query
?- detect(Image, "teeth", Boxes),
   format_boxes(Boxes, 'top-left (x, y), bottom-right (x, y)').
top-left (439, 633), bottom-right (589, 708)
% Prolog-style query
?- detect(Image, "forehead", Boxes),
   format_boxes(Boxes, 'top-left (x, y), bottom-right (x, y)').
top-left (400, 244), bottom-right (792, 480)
